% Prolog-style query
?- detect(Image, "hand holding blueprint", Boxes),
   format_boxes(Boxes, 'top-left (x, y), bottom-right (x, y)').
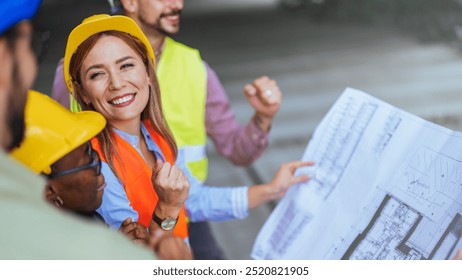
top-left (252, 88), bottom-right (462, 260)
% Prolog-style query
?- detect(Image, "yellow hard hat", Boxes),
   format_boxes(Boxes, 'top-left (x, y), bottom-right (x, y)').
top-left (10, 90), bottom-right (106, 174)
top-left (63, 14), bottom-right (155, 95)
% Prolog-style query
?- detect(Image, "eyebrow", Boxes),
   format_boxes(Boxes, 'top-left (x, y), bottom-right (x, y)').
top-left (84, 56), bottom-right (136, 76)
top-left (116, 56), bottom-right (134, 64)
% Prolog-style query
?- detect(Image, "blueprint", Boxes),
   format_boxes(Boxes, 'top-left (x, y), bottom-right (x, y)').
top-left (252, 88), bottom-right (462, 260)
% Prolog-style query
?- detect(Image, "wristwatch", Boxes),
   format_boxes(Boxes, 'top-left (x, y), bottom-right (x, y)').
top-left (152, 212), bottom-right (178, 231)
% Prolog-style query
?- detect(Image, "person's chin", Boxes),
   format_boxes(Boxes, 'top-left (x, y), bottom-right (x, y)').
top-left (161, 23), bottom-right (180, 36)
top-left (91, 199), bottom-right (102, 211)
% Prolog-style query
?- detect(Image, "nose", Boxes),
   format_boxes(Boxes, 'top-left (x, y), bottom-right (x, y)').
top-left (108, 72), bottom-right (124, 91)
top-left (167, 0), bottom-right (183, 10)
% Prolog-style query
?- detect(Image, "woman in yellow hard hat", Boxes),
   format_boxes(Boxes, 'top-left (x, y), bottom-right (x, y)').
top-left (65, 14), bottom-right (190, 241)
top-left (64, 14), bottom-right (312, 255)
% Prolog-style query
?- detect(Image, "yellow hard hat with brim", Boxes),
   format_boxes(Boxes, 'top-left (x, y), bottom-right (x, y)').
top-left (63, 14), bottom-right (156, 95)
top-left (10, 90), bottom-right (106, 175)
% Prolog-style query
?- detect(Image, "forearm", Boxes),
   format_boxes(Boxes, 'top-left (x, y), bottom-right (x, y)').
top-left (185, 184), bottom-right (249, 222)
top-left (210, 120), bottom-right (269, 166)
top-left (252, 113), bottom-right (272, 133)
top-left (178, 151), bottom-right (250, 222)
top-left (205, 62), bottom-right (269, 166)
top-left (98, 164), bottom-right (139, 229)
top-left (247, 184), bottom-right (278, 210)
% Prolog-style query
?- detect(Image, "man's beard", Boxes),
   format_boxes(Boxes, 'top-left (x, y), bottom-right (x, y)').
top-left (5, 59), bottom-right (27, 151)
top-left (139, 10), bottom-right (182, 37)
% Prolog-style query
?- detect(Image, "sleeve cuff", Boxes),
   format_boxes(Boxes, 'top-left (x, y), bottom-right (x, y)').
top-left (248, 120), bottom-right (270, 146)
top-left (232, 186), bottom-right (250, 219)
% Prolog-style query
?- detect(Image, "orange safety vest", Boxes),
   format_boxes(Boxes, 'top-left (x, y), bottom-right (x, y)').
top-left (91, 120), bottom-right (188, 239)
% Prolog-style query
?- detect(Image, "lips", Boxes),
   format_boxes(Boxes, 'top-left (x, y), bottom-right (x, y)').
top-left (161, 10), bottom-right (181, 24)
top-left (97, 182), bottom-right (106, 192)
top-left (108, 93), bottom-right (136, 107)
top-left (164, 15), bottom-right (180, 24)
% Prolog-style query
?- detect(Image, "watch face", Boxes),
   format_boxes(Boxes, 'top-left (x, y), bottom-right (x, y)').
top-left (161, 217), bottom-right (177, 231)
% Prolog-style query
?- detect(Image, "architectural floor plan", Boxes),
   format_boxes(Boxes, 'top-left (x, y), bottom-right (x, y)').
top-left (252, 88), bottom-right (462, 260)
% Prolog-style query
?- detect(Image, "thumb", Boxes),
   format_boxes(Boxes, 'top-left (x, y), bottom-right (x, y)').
top-left (121, 217), bottom-right (132, 226)
top-left (153, 159), bottom-right (164, 174)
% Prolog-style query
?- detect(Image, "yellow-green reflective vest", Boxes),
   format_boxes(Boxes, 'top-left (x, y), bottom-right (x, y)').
top-left (158, 38), bottom-right (208, 182)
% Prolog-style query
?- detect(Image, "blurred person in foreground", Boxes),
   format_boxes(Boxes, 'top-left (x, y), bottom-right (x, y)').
top-left (0, 0), bottom-right (153, 259)
top-left (11, 91), bottom-right (191, 259)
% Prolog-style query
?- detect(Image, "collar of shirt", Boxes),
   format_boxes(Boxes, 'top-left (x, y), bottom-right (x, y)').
top-left (112, 123), bottom-right (165, 162)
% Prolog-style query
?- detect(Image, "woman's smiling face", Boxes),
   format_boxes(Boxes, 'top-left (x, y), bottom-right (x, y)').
top-left (79, 35), bottom-right (150, 128)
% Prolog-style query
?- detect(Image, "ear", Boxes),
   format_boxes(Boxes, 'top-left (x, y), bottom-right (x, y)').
top-left (0, 39), bottom-right (12, 87)
top-left (73, 83), bottom-right (91, 105)
top-left (0, 37), bottom-right (9, 55)
top-left (81, 93), bottom-right (91, 105)
top-left (44, 183), bottom-right (58, 204)
top-left (120, 0), bottom-right (138, 13)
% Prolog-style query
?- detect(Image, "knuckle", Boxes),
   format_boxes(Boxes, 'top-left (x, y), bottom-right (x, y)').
top-left (159, 178), bottom-right (170, 188)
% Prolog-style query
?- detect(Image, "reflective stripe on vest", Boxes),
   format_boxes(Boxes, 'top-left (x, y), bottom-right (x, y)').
top-left (91, 120), bottom-right (188, 239)
top-left (181, 145), bottom-right (206, 162)
top-left (157, 37), bottom-right (208, 182)
top-left (179, 145), bottom-right (207, 183)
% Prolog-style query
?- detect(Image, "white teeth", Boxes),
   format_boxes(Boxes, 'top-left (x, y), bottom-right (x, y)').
top-left (111, 94), bottom-right (134, 105)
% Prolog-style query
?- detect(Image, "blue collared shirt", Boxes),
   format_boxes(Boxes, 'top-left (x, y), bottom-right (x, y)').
top-left (96, 124), bottom-right (249, 229)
